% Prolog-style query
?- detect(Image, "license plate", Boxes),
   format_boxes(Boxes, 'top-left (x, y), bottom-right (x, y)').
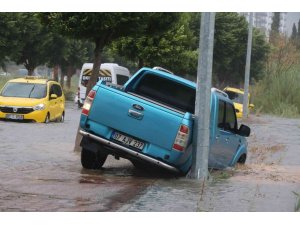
top-left (5, 114), bottom-right (24, 120)
top-left (111, 132), bottom-right (144, 150)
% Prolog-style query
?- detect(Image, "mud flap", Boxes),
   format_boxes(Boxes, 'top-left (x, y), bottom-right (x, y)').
top-left (80, 136), bottom-right (100, 153)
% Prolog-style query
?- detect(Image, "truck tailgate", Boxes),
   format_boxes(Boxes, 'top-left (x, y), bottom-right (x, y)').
top-left (87, 85), bottom-right (184, 150)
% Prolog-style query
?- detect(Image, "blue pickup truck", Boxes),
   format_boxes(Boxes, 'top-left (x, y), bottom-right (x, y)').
top-left (79, 67), bottom-right (250, 175)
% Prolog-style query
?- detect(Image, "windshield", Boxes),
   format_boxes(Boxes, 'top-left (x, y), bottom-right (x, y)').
top-left (1, 82), bottom-right (47, 99)
top-left (116, 74), bottom-right (129, 86)
top-left (225, 90), bottom-right (244, 104)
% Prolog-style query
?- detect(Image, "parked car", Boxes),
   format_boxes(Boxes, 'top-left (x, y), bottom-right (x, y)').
top-left (223, 87), bottom-right (254, 118)
top-left (76, 63), bottom-right (130, 108)
top-left (0, 76), bottom-right (65, 123)
top-left (79, 67), bottom-right (250, 175)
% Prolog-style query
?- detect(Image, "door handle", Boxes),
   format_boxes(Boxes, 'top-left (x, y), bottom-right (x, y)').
top-left (128, 109), bottom-right (143, 120)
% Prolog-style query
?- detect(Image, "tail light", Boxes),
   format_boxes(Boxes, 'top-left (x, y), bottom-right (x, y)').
top-left (82, 90), bottom-right (96, 116)
top-left (173, 125), bottom-right (190, 151)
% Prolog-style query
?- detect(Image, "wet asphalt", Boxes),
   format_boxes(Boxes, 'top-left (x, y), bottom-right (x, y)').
top-left (0, 103), bottom-right (299, 211)
top-left (0, 102), bottom-right (201, 211)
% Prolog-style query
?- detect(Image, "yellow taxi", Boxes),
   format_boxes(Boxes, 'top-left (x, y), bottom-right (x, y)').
top-left (223, 87), bottom-right (254, 118)
top-left (0, 76), bottom-right (65, 123)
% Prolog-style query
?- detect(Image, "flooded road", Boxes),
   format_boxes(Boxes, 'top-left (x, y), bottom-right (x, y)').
top-left (199, 116), bottom-right (300, 212)
top-left (0, 103), bottom-right (299, 211)
top-left (0, 103), bottom-right (160, 211)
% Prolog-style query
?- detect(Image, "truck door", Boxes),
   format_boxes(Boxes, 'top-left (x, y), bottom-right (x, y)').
top-left (210, 100), bottom-right (240, 168)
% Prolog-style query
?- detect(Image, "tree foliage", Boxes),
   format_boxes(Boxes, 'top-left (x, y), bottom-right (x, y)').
top-left (109, 13), bottom-right (196, 76)
top-left (174, 12), bottom-right (269, 85)
top-left (40, 13), bottom-right (160, 93)
top-left (1, 12), bottom-right (270, 87)
top-left (0, 13), bottom-right (23, 70)
top-left (11, 13), bottom-right (52, 75)
top-left (291, 23), bottom-right (297, 40)
top-left (270, 12), bottom-right (281, 42)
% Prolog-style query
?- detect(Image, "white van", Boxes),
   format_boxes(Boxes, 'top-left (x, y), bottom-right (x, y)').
top-left (76, 63), bottom-right (130, 107)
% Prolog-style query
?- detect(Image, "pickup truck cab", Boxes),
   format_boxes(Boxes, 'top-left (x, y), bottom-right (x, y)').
top-left (79, 67), bottom-right (250, 175)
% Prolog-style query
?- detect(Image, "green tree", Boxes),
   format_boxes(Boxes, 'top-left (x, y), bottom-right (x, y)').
top-left (0, 13), bottom-right (22, 71)
top-left (291, 23), bottom-right (297, 40)
top-left (213, 13), bottom-right (249, 85)
top-left (270, 12), bottom-right (281, 42)
top-left (298, 19), bottom-right (300, 39)
top-left (109, 13), bottom-right (195, 76)
top-left (41, 13), bottom-right (160, 94)
top-left (60, 40), bottom-right (89, 89)
top-left (45, 33), bottom-right (68, 82)
top-left (9, 13), bottom-right (52, 75)
top-left (192, 12), bottom-right (269, 86)
top-left (250, 28), bottom-right (270, 81)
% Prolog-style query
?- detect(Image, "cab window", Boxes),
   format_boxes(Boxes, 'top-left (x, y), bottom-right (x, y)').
top-left (225, 103), bottom-right (237, 131)
top-left (54, 84), bottom-right (62, 97)
top-left (49, 84), bottom-right (62, 98)
top-left (218, 100), bottom-right (225, 129)
top-left (218, 100), bottom-right (237, 132)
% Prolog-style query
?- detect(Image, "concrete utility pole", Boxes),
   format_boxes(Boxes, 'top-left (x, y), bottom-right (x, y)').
top-left (242, 12), bottom-right (253, 119)
top-left (190, 12), bottom-right (215, 180)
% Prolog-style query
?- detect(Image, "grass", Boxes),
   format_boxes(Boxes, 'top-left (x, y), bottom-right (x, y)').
top-left (252, 64), bottom-right (300, 118)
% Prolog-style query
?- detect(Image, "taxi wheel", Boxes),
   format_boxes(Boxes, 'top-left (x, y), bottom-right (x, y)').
top-left (44, 113), bottom-right (50, 124)
top-left (59, 112), bottom-right (65, 123)
top-left (81, 148), bottom-right (107, 169)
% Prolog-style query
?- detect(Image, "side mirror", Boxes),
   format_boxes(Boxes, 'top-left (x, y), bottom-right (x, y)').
top-left (249, 103), bottom-right (254, 109)
top-left (50, 94), bottom-right (58, 99)
top-left (238, 124), bottom-right (251, 137)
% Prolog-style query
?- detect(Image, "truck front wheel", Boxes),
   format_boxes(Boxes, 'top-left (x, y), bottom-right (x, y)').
top-left (81, 148), bottom-right (107, 169)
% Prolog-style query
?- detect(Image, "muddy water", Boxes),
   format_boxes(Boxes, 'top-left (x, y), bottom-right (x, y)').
top-left (1, 104), bottom-right (299, 211)
top-left (0, 103), bottom-right (157, 211)
top-left (198, 115), bottom-right (300, 211)
top-left (115, 115), bottom-right (300, 212)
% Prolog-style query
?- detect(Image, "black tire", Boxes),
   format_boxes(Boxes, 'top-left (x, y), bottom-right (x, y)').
top-left (59, 112), bottom-right (65, 123)
top-left (81, 148), bottom-right (107, 169)
top-left (131, 160), bottom-right (149, 171)
top-left (78, 101), bottom-right (83, 109)
top-left (237, 154), bottom-right (247, 164)
top-left (44, 113), bottom-right (50, 124)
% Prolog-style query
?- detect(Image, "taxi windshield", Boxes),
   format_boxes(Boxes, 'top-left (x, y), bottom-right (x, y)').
top-left (1, 82), bottom-right (47, 99)
top-left (225, 90), bottom-right (244, 104)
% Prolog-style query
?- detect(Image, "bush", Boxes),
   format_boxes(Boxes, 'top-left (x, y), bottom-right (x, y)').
top-left (252, 65), bottom-right (300, 118)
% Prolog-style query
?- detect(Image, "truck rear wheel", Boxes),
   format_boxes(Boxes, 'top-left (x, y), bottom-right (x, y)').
top-left (81, 148), bottom-right (107, 169)
top-left (132, 160), bottom-right (148, 171)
